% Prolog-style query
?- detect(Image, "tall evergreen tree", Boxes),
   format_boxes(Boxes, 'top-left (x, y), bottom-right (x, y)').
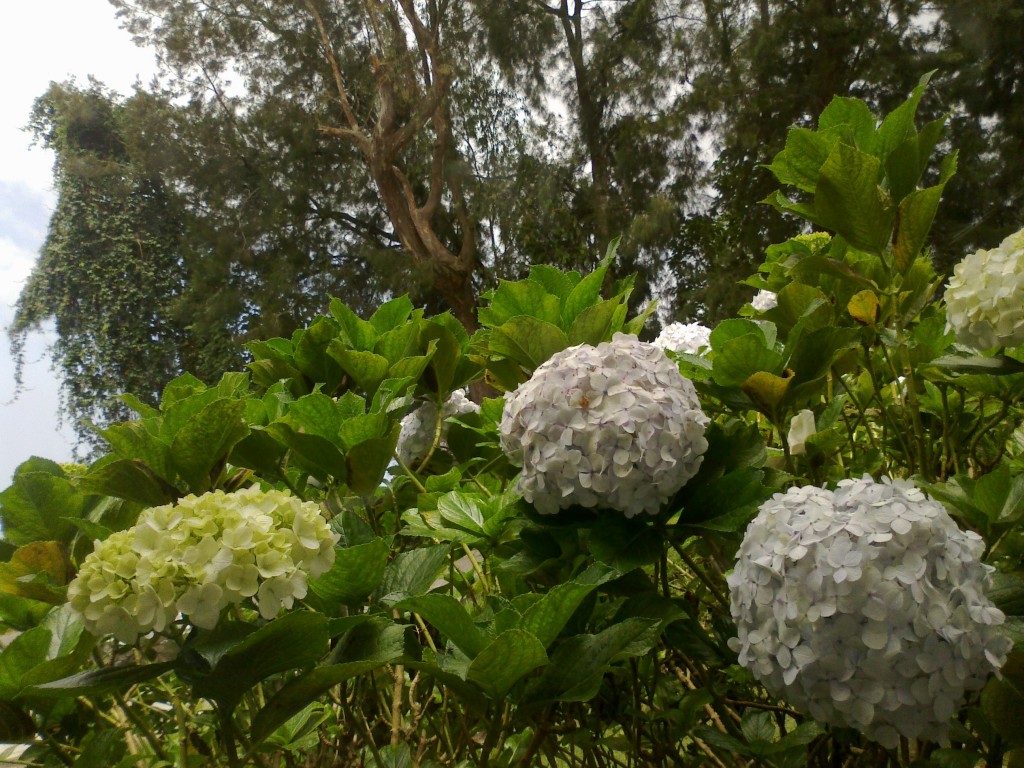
top-left (11, 82), bottom-right (193, 440)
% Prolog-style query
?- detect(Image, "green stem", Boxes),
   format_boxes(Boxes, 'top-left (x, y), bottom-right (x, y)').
top-left (670, 540), bottom-right (728, 610)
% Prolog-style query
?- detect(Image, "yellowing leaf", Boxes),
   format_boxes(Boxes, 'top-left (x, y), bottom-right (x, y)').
top-left (848, 290), bottom-right (881, 326)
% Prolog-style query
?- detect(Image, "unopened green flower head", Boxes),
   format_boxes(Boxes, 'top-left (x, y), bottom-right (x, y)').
top-left (68, 486), bottom-right (338, 643)
top-left (945, 226), bottom-right (1024, 350)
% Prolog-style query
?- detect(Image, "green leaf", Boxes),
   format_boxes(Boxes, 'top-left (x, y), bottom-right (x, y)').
top-left (712, 334), bottom-right (785, 388)
top-left (975, 466), bottom-right (1024, 524)
top-left (765, 127), bottom-right (840, 193)
top-left (479, 280), bottom-right (562, 328)
top-left (436, 492), bottom-right (485, 534)
top-left (397, 594), bottom-right (486, 658)
top-left (25, 660), bottom-right (176, 698)
top-left (0, 542), bottom-right (71, 604)
top-left (886, 117), bottom-right (945, 202)
top-left (568, 299), bottom-right (627, 347)
top-left (893, 183), bottom-right (946, 272)
top-left (740, 710), bottom-right (777, 745)
top-left (330, 299), bottom-right (377, 350)
top-left (378, 544), bottom-right (451, 606)
top-left (814, 143), bottom-right (895, 254)
top-left (170, 399), bottom-right (249, 492)
top-left (310, 538), bottom-right (391, 606)
top-left (489, 317), bottom-right (570, 370)
top-left (818, 98), bottom-right (876, 150)
top-left (466, 629), bottom-right (547, 699)
top-left (266, 424), bottom-right (348, 483)
top-left (519, 581), bottom-right (598, 649)
top-left (250, 621), bottom-right (405, 745)
top-left (588, 516), bottom-right (664, 573)
top-left (0, 459), bottom-right (90, 546)
top-left (330, 347), bottom-right (390, 394)
top-left (345, 425), bottom-right (400, 495)
top-left (524, 618), bottom-right (660, 704)
top-left (528, 264), bottom-right (578, 299)
top-left (191, 612), bottom-right (329, 711)
top-left (873, 71), bottom-right (932, 162)
top-left (369, 296), bottom-right (414, 334)
top-left (563, 257), bottom-right (611, 326)
top-left (76, 456), bottom-right (173, 507)
top-left (99, 419), bottom-right (174, 484)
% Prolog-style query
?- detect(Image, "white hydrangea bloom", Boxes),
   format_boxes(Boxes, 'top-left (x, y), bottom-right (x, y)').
top-left (787, 409), bottom-right (816, 456)
top-left (68, 487), bottom-right (338, 643)
top-left (653, 322), bottom-right (712, 355)
top-left (728, 476), bottom-right (1012, 748)
top-left (945, 227), bottom-right (1024, 349)
top-left (499, 333), bottom-right (709, 517)
top-left (752, 290), bottom-right (778, 312)
top-left (396, 390), bottom-right (480, 467)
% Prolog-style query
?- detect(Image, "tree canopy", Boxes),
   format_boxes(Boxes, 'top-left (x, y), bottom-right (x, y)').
top-left (11, 0), bottom-right (1024, 443)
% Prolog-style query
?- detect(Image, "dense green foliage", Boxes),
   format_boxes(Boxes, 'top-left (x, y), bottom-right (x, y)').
top-left (1, 83), bottom-right (1023, 767)
top-left (11, 1), bottom-right (1024, 442)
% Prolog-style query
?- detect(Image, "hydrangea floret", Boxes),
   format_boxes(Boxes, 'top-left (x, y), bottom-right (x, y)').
top-left (499, 333), bottom-right (709, 517)
top-left (728, 476), bottom-right (1012, 748)
top-left (653, 322), bottom-right (712, 355)
top-left (751, 289), bottom-right (778, 312)
top-left (396, 390), bottom-right (480, 467)
top-left (787, 409), bottom-right (816, 456)
top-left (944, 226), bottom-right (1024, 349)
top-left (68, 486), bottom-right (338, 643)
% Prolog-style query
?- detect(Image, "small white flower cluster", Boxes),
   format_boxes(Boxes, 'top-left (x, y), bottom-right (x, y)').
top-left (945, 226), bottom-right (1024, 349)
top-left (499, 333), bottom-right (709, 517)
top-left (653, 322), bottom-right (712, 355)
top-left (396, 390), bottom-right (480, 467)
top-left (751, 289), bottom-right (778, 312)
top-left (68, 487), bottom-right (338, 643)
top-left (728, 476), bottom-right (1011, 748)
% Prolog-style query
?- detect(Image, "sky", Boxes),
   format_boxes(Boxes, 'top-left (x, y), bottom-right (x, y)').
top-left (0, 1), bottom-right (159, 488)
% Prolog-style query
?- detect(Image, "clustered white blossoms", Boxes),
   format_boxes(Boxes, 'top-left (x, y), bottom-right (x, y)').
top-left (499, 333), bottom-right (709, 517)
top-left (396, 390), bottom-right (480, 467)
top-left (68, 487), bottom-right (338, 643)
top-left (944, 226), bottom-right (1024, 349)
top-left (653, 322), bottom-right (713, 355)
top-left (751, 289), bottom-right (778, 312)
top-left (728, 476), bottom-right (1012, 748)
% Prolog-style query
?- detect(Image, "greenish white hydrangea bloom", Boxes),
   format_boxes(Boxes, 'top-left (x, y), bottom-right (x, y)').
top-left (653, 322), bottom-right (712, 355)
top-left (751, 289), bottom-right (778, 312)
top-left (728, 476), bottom-right (1011, 748)
top-left (499, 333), bottom-right (709, 517)
top-left (68, 487), bottom-right (338, 643)
top-left (945, 226), bottom-right (1024, 349)
top-left (396, 390), bottom-right (480, 467)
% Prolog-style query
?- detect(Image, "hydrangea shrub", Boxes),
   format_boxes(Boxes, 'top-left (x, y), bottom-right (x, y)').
top-left (499, 333), bottom-right (709, 517)
top-left (944, 226), bottom-right (1024, 349)
top-left (728, 476), bottom-right (1012, 748)
top-left (68, 486), bottom-right (338, 642)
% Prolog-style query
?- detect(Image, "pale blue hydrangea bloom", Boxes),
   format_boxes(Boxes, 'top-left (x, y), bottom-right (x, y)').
top-left (728, 476), bottom-right (1012, 748)
top-left (396, 390), bottom-right (480, 467)
top-left (499, 333), bottom-right (709, 517)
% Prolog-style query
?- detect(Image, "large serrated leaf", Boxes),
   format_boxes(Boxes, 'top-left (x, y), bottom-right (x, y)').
top-left (466, 629), bottom-right (547, 699)
top-left (397, 594), bottom-right (486, 658)
top-left (310, 538), bottom-right (390, 606)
